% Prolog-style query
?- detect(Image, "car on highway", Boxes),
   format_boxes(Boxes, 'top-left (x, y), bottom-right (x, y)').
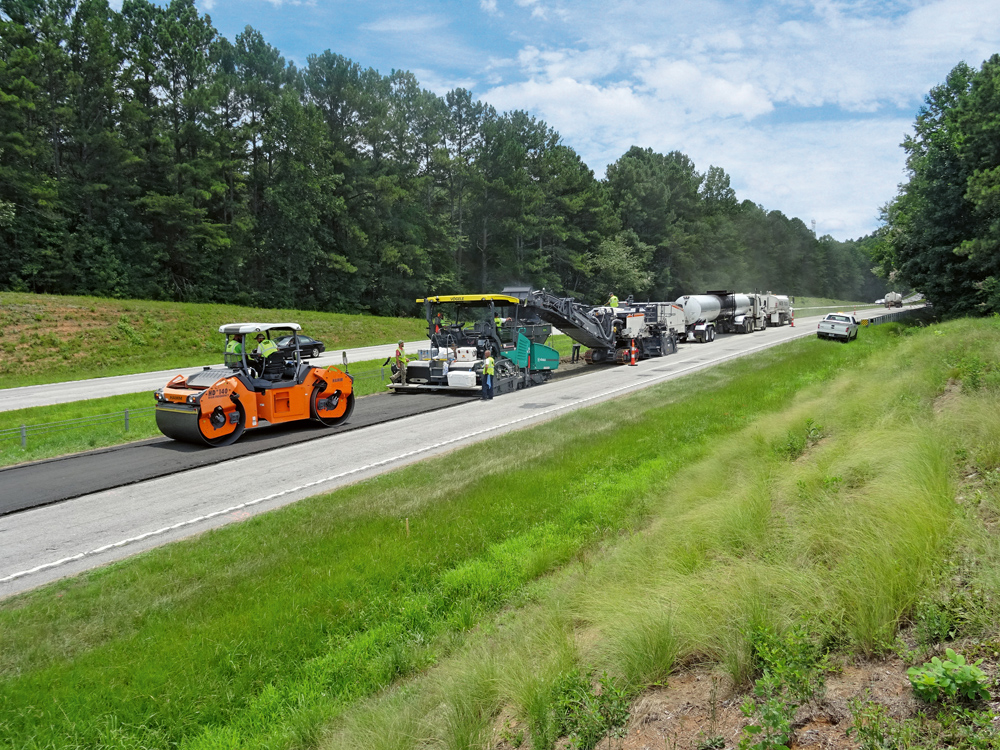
top-left (817, 313), bottom-right (858, 342)
top-left (275, 333), bottom-right (326, 359)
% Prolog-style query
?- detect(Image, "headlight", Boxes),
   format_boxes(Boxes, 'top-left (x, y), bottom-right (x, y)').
top-left (186, 394), bottom-right (199, 404)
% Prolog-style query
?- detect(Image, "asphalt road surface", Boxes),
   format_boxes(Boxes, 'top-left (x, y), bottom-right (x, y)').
top-left (0, 306), bottom-right (911, 598)
top-left (0, 392), bottom-right (477, 515)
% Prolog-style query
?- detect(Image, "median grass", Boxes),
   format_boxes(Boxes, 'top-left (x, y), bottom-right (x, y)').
top-left (0, 291), bottom-right (428, 389)
top-left (5, 320), bottom-right (991, 750)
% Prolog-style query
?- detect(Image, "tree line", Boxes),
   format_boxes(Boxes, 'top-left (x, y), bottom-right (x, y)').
top-left (872, 55), bottom-right (1000, 317)
top-left (0, 0), bottom-right (886, 316)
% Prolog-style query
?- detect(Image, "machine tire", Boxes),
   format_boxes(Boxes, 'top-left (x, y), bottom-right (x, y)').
top-left (311, 385), bottom-right (355, 426)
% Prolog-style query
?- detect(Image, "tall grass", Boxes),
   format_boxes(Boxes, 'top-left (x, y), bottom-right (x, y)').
top-left (320, 318), bottom-right (1000, 750)
top-left (0, 323), bottom-right (942, 750)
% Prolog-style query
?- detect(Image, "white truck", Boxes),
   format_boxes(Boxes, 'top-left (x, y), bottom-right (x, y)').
top-left (764, 292), bottom-right (791, 326)
top-left (884, 292), bottom-right (903, 308)
top-left (817, 313), bottom-right (858, 342)
top-left (675, 291), bottom-right (767, 341)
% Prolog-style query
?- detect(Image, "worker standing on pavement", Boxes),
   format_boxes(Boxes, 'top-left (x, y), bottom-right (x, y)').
top-left (481, 348), bottom-right (495, 400)
top-left (607, 292), bottom-right (619, 308)
top-left (393, 340), bottom-right (409, 384)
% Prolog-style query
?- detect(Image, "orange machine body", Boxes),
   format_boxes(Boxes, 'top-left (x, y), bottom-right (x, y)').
top-left (155, 323), bottom-right (354, 446)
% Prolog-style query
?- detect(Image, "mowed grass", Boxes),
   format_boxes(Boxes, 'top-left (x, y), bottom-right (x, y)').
top-left (0, 325), bottom-right (908, 749)
top-left (0, 292), bottom-right (428, 389)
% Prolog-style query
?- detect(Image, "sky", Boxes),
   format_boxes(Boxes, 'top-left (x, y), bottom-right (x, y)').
top-left (191, 0), bottom-right (1000, 241)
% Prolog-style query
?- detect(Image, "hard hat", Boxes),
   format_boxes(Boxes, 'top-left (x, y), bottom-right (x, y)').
top-left (398, 339), bottom-right (404, 345)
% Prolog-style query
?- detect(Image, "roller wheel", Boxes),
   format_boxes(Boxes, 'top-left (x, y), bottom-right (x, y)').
top-left (311, 384), bottom-right (355, 427)
top-left (156, 402), bottom-right (245, 447)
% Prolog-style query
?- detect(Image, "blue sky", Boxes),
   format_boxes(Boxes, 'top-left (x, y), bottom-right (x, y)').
top-left (193, 0), bottom-right (1000, 240)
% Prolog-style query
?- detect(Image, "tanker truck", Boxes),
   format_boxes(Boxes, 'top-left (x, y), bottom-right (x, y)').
top-left (764, 292), bottom-right (791, 326)
top-left (675, 291), bottom-right (766, 342)
top-left (884, 292), bottom-right (903, 308)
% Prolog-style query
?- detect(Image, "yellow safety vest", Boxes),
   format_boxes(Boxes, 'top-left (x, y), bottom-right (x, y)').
top-left (609, 295), bottom-right (619, 307)
top-left (494, 316), bottom-right (503, 327)
top-left (256, 339), bottom-right (278, 358)
top-left (226, 339), bottom-right (243, 355)
top-left (396, 346), bottom-right (408, 364)
top-left (483, 356), bottom-right (495, 375)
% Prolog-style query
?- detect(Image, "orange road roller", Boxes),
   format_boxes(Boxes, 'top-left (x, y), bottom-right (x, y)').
top-left (154, 323), bottom-right (354, 446)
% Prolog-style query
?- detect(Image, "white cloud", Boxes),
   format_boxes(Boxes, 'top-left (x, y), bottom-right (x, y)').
top-left (480, 0), bottom-right (498, 14)
top-left (470, 0), bottom-right (1000, 238)
top-left (361, 16), bottom-right (448, 34)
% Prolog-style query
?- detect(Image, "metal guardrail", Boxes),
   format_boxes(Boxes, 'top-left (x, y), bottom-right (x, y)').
top-left (858, 306), bottom-right (933, 327)
top-left (1, 368), bottom-right (390, 449)
top-left (0, 407), bottom-right (157, 448)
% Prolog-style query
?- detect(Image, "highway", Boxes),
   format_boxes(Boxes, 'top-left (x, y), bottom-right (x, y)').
top-left (0, 306), bottom-right (910, 598)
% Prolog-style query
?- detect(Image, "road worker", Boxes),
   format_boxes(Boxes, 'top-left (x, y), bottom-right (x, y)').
top-left (254, 332), bottom-right (278, 359)
top-left (607, 292), bottom-right (619, 308)
top-left (481, 348), bottom-right (495, 400)
top-left (392, 340), bottom-right (409, 384)
top-left (225, 333), bottom-right (245, 369)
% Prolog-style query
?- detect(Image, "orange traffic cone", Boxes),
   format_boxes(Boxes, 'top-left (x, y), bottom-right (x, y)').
top-left (790, 310), bottom-right (795, 327)
top-left (630, 339), bottom-right (637, 366)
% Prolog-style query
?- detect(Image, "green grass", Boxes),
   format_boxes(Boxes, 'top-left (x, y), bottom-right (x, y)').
top-left (0, 291), bottom-right (428, 389)
top-left (0, 323), bottom-right (913, 750)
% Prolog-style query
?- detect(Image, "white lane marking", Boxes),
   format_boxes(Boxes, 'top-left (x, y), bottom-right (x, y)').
top-left (1, 327), bottom-right (818, 585)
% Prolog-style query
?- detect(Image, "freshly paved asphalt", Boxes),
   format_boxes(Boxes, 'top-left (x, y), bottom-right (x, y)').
top-left (0, 391), bottom-right (475, 514)
top-left (0, 305), bottom-right (919, 598)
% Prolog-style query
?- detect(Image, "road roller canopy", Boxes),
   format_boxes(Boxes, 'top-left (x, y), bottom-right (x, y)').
top-left (417, 294), bottom-right (520, 306)
top-left (218, 322), bottom-right (302, 334)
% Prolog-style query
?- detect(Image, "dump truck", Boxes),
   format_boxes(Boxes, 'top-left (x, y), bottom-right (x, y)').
top-left (154, 323), bottom-right (354, 446)
top-left (387, 293), bottom-right (559, 396)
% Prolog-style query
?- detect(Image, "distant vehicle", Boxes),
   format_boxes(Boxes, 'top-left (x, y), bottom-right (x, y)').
top-left (884, 292), bottom-right (903, 308)
top-left (875, 298), bottom-right (885, 305)
top-left (275, 334), bottom-right (325, 358)
top-left (817, 313), bottom-right (858, 342)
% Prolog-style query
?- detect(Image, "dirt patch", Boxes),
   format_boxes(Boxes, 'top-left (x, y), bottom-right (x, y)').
top-left (933, 378), bottom-right (962, 414)
top-left (490, 647), bottom-right (999, 750)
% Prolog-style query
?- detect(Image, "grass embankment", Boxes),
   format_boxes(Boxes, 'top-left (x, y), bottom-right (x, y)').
top-left (0, 323), bottom-right (926, 749)
top-left (0, 292), bottom-right (427, 389)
